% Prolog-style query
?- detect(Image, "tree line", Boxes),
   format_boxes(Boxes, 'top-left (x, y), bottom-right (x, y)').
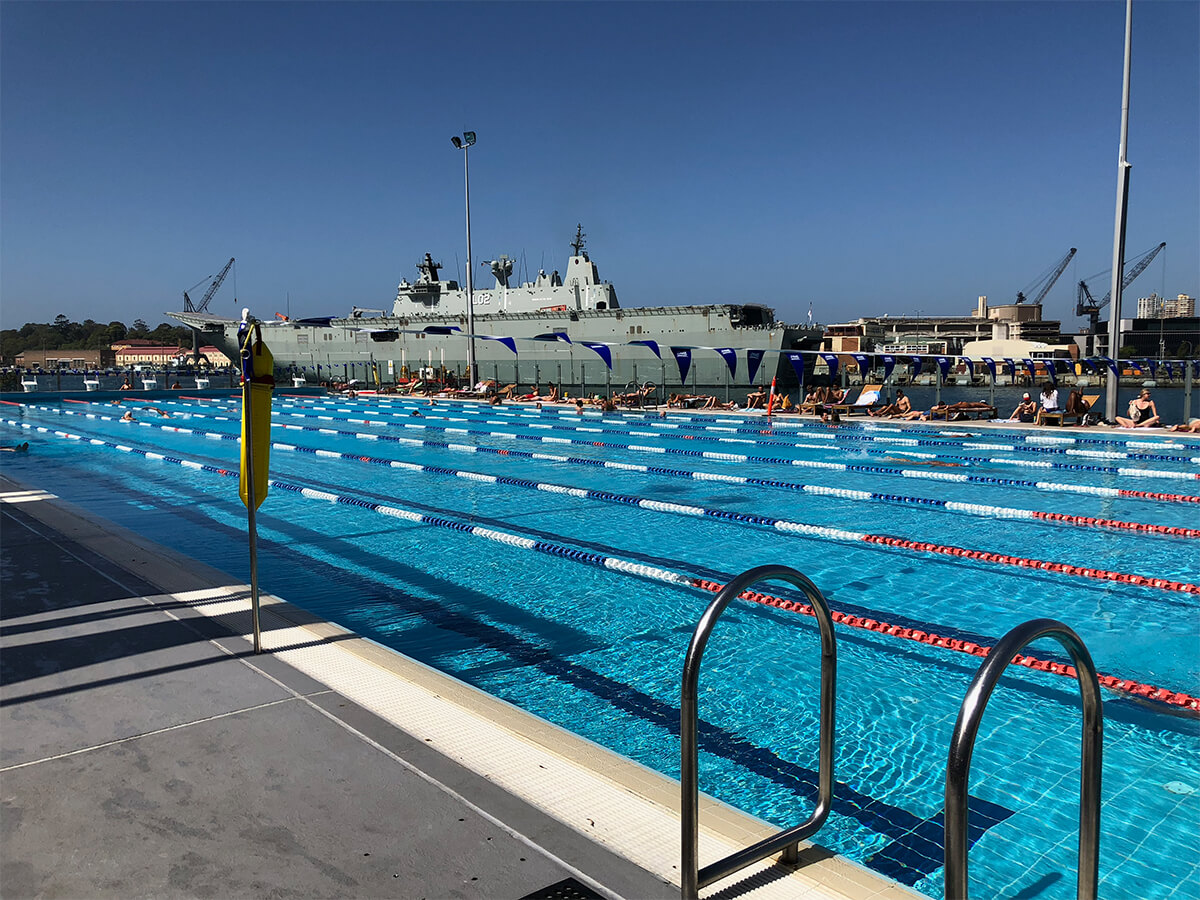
top-left (1, 316), bottom-right (195, 361)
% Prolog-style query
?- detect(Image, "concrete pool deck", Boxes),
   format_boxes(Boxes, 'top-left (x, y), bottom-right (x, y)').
top-left (0, 471), bottom-right (922, 900)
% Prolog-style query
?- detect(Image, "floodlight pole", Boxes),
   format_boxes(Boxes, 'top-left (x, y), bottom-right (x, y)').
top-left (452, 132), bottom-right (478, 382)
top-left (1105, 0), bottom-right (1133, 423)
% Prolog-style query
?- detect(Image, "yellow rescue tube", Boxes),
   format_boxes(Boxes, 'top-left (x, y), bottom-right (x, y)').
top-left (239, 322), bottom-right (275, 510)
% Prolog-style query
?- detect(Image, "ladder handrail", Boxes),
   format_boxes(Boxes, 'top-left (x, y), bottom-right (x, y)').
top-left (681, 565), bottom-right (836, 899)
top-left (945, 618), bottom-right (1103, 900)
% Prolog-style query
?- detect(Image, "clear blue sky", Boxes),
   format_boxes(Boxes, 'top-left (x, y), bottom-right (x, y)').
top-left (2, 1), bottom-right (1196, 330)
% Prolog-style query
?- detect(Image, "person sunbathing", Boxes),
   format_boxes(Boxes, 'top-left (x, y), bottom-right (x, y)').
top-left (745, 388), bottom-right (768, 409)
top-left (1008, 394), bottom-right (1038, 423)
top-left (1168, 419), bottom-right (1200, 433)
top-left (925, 400), bottom-right (994, 421)
top-left (700, 395), bottom-right (738, 410)
top-left (614, 383), bottom-right (655, 406)
top-left (1116, 389), bottom-right (1161, 428)
top-left (870, 389), bottom-right (912, 418)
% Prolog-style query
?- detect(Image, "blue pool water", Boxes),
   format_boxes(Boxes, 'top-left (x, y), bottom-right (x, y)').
top-left (3, 393), bottom-right (1198, 899)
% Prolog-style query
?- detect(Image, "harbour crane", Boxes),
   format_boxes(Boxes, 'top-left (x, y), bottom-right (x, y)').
top-left (183, 257), bottom-right (235, 313)
top-left (1015, 247), bottom-right (1077, 305)
top-left (1075, 242), bottom-right (1166, 349)
top-left (181, 258), bottom-right (235, 364)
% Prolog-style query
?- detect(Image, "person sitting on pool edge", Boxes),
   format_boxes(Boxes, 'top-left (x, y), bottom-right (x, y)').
top-left (1008, 393), bottom-right (1038, 423)
top-left (1116, 388), bottom-right (1161, 429)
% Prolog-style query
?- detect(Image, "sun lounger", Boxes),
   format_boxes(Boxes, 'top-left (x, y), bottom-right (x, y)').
top-left (451, 380), bottom-right (496, 399)
top-left (829, 385), bottom-right (883, 416)
top-left (1044, 394), bottom-right (1099, 426)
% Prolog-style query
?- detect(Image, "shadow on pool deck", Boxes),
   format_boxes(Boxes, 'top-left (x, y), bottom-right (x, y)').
top-left (0, 475), bottom-right (675, 900)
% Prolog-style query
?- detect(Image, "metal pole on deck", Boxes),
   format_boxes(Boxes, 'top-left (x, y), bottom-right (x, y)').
top-left (240, 340), bottom-right (263, 654)
top-left (1105, 0), bottom-right (1133, 423)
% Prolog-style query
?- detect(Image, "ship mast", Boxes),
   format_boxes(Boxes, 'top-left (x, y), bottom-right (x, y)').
top-left (571, 224), bottom-right (588, 260)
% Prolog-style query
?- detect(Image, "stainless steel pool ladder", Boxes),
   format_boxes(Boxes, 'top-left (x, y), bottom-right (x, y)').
top-left (945, 618), bottom-right (1103, 900)
top-left (680, 565), bottom-right (836, 900)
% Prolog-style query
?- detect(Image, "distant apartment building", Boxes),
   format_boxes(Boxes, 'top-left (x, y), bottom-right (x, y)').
top-left (1138, 293), bottom-right (1197, 318)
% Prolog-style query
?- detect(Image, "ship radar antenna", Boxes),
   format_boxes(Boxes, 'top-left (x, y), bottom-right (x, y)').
top-left (571, 224), bottom-right (587, 260)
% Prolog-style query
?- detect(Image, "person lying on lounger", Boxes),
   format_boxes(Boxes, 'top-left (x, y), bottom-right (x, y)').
top-left (924, 400), bottom-right (994, 421)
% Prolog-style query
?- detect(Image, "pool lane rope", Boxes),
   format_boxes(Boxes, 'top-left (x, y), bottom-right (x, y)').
top-left (275, 396), bottom-right (1200, 465)
top-left (7, 413), bottom-right (1196, 714)
top-left (256, 397), bottom-right (1200, 478)
top-left (117, 394), bottom-right (1200, 482)
top-left (11, 408), bottom-right (1200, 595)
top-left (25, 403), bottom-right (1200, 537)
top-left (112, 398), bottom-right (1200, 504)
top-left (265, 393), bottom-right (1200, 457)
top-left (70, 398), bottom-right (1200, 504)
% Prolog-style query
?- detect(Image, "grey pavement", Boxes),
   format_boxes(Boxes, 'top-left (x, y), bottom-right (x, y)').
top-left (0, 484), bottom-right (676, 900)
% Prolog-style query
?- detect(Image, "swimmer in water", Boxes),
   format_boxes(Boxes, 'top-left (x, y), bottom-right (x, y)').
top-left (879, 455), bottom-right (964, 468)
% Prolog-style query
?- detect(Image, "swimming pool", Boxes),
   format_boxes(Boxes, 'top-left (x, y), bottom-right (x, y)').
top-left (3, 393), bottom-right (1198, 899)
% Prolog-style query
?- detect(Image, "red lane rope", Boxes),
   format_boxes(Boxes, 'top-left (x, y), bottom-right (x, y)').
top-left (691, 578), bottom-right (1200, 712)
top-left (1030, 510), bottom-right (1200, 538)
top-left (858, 535), bottom-right (1199, 594)
top-left (1119, 489), bottom-right (1200, 503)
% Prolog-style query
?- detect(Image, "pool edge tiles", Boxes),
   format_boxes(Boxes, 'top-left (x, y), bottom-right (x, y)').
top-left (0, 473), bottom-right (925, 900)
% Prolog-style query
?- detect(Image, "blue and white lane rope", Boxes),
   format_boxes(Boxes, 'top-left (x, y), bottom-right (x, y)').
top-left (260, 397), bottom-right (1200, 470)
top-left (98, 397), bottom-right (1200, 483)
top-left (269, 392), bottom-right (1200, 453)
top-left (19, 402), bottom-right (1200, 506)
top-left (43, 402), bottom-right (1200, 539)
top-left (270, 396), bottom-right (1200, 464)
top-left (7, 415), bottom-right (1197, 599)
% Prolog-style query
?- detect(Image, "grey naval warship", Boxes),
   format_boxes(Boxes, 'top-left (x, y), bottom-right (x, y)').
top-left (170, 229), bottom-right (822, 394)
